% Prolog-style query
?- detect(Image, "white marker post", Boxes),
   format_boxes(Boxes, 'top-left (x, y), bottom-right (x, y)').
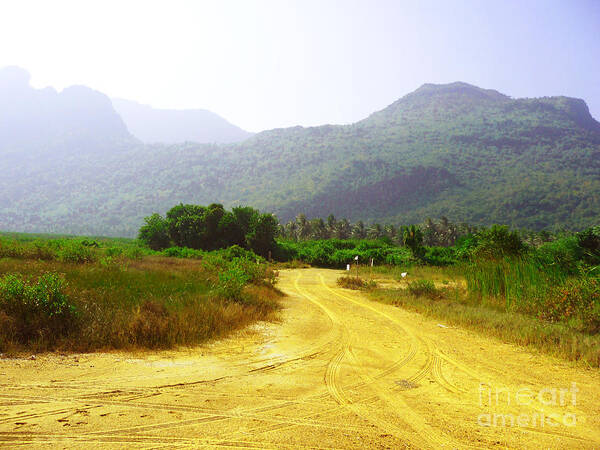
top-left (354, 255), bottom-right (359, 279)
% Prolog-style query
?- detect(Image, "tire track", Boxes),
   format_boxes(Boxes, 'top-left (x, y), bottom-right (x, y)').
top-left (319, 274), bottom-right (461, 448)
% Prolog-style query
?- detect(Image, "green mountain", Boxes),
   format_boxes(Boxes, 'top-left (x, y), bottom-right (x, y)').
top-left (1, 80), bottom-right (599, 236)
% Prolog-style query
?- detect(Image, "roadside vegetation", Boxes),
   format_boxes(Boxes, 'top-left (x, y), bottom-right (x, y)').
top-left (2, 205), bottom-right (598, 366)
top-left (274, 216), bottom-right (600, 366)
top-left (0, 232), bottom-right (280, 354)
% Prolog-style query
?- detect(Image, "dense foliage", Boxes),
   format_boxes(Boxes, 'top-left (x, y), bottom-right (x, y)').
top-left (138, 204), bottom-right (278, 257)
top-left (2, 82), bottom-right (599, 237)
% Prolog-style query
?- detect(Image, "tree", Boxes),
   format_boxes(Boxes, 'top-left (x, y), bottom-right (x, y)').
top-left (326, 214), bottom-right (337, 238)
top-left (337, 218), bottom-right (351, 239)
top-left (165, 204), bottom-right (207, 248)
top-left (352, 221), bottom-right (367, 239)
top-left (310, 218), bottom-right (327, 239)
top-left (247, 213), bottom-right (279, 257)
top-left (296, 214), bottom-right (311, 240)
top-left (284, 221), bottom-right (298, 240)
top-left (473, 225), bottom-right (527, 259)
top-left (367, 223), bottom-right (383, 240)
top-left (138, 213), bottom-right (170, 250)
top-left (403, 225), bottom-right (425, 260)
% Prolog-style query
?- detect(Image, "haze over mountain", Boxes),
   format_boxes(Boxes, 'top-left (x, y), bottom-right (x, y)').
top-left (1, 69), bottom-right (599, 236)
top-left (111, 98), bottom-right (253, 144)
top-left (0, 66), bottom-right (133, 156)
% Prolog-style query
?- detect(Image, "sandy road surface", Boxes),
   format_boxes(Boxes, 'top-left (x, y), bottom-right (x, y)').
top-left (0, 268), bottom-right (599, 448)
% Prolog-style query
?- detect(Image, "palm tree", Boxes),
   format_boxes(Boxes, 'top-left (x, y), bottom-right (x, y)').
top-left (310, 217), bottom-right (327, 239)
top-left (284, 221), bottom-right (298, 240)
top-left (367, 223), bottom-right (383, 240)
top-left (326, 214), bottom-right (337, 239)
top-left (337, 218), bottom-right (352, 239)
top-left (352, 221), bottom-right (367, 239)
top-left (403, 225), bottom-right (424, 259)
top-left (296, 214), bottom-right (311, 240)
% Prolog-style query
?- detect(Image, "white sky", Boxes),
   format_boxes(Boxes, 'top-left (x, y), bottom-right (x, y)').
top-left (1, 0), bottom-right (599, 132)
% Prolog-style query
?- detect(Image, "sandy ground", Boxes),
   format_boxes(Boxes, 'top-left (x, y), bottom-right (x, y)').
top-left (0, 267), bottom-right (599, 449)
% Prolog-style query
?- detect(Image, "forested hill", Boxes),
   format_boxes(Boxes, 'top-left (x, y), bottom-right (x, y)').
top-left (1, 80), bottom-right (599, 236)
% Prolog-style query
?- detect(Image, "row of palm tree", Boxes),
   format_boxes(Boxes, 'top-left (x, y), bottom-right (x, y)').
top-left (279, 214), bottom-right (472, 246)
top-left (278, 215), bottom-right (557, 247)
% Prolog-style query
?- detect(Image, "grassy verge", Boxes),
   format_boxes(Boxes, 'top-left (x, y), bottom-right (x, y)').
top-left (366, 266), bottom-right (600, 367)
top-left (0, 245), bottom-right (281, 353)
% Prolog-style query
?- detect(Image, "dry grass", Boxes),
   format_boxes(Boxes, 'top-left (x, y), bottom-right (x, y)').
top-left (0, 255), bottom-right (281, 354)
top-left (336, 275), bottom-right (377, 290)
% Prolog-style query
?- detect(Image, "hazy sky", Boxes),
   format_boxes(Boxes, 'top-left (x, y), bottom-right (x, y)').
top-left (1, 0), bottom-right (598, 132)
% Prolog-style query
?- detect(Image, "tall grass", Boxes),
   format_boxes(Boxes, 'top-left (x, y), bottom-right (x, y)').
top-left (462, 258), bottom-right (566, 310)
top-left (0, 253), bottom-right (280, 353)
top-left (369, 259), bottom-right (600, 366)
top-left (462, 257), bottom-right (599, 333)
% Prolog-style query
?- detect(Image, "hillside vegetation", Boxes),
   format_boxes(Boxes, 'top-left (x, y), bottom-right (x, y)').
top-left (1, 74), bottom-right (599, 236)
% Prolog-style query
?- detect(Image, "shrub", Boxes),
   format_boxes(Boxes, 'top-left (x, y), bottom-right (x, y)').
top-left (577, 226), bottom-right (600, 266)
top-left (537, 278), bottom-right (600, 333)
top-left (534, 236), bottom-right (582, 275)
top-left (425, 246), bottom-right (457, 266)
top-left (105, 246), bottom-right (124, 258)
top-left (407, 280), bottom-right (441, 300)
top-left (218, 245), bottom-right (261, 262)
top-left (473, 225), bottom-right (527, 260)
top-left (124, 246), bottom-right (145, 260)
top-left (0, 273), bottom-right (78, 344)
top-left (58, 242), bottom-right (95, 263)
top-left (336, 276), bottom-right (376, 290)
top-left (215, 266), bottom-right (250, 301)
top-left (162, 246), bottom-right (204, 259)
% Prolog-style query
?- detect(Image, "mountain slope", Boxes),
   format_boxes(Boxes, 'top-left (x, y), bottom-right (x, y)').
top-left (111, 98), bottom-right (253, 144)
top-left (0, 66), bottom-right (134, 156)
top-left (1, 79), bottom-right (599, 236)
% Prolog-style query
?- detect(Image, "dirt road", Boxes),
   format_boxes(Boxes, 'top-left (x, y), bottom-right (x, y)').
top-left (1, 268), bottom-right (599, 448)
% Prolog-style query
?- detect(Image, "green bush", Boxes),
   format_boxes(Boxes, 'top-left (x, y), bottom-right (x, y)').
top-left (58, 242), bottom-right (96, 263)
top-left (577, 226), bottom-right (600, 266)
top-left (105, 246), bottom-right (124, 258)
top-left (0, 273), bottom-right (78, 344)
top-left (336, 276), bottom-right (377, 290)
top-left (537, 277), bottom-right (600, 334)
top-left (473, 225), bottom-right (527, 260)
top-left (425, 246), bottom-right (457, 266)
top-left (534, 236), bottom-right (582, 275)
top-left (162, 246), bottom-right (205, 259)
top-left (407, 280), bottom-right (441, 299)
top-left (215, 266), bottom-right (250, 301)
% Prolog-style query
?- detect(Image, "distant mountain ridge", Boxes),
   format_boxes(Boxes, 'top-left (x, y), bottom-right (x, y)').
top-left (111, 98), bottom-right (253, 144)
top-left (0, 71), bottom-right (598, 236)
top-left (0, 66), bottom-right (134, 155)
